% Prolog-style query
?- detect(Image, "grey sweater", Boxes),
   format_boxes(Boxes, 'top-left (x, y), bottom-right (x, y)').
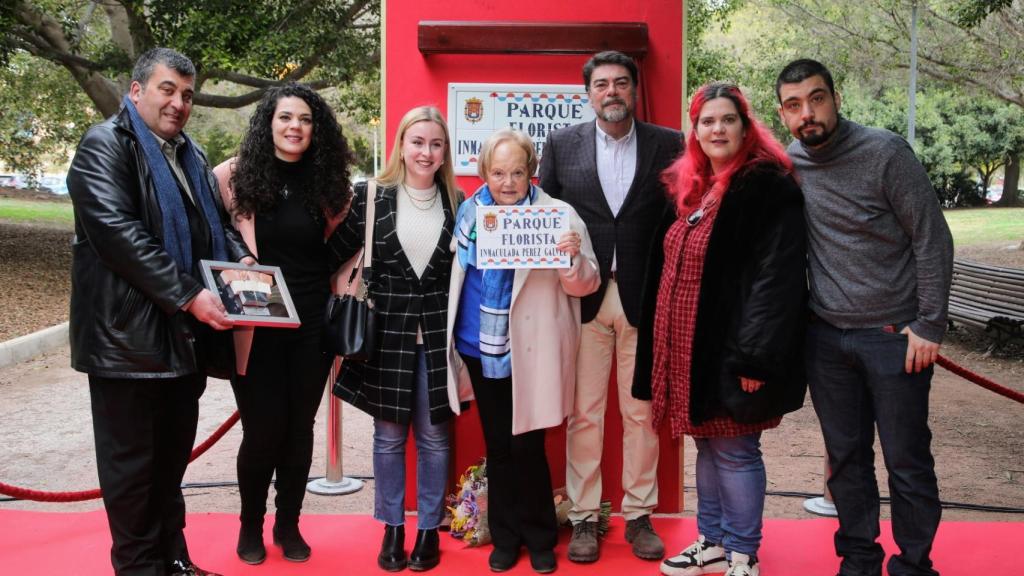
top-left (788, 118), bottom-right (953, 343)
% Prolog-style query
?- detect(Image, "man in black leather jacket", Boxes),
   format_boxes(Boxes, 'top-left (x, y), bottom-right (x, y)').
top-left (67, 48), bottom-right (251, 576)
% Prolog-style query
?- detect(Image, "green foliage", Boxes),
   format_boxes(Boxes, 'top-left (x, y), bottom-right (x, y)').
top-left (953, 0), bottom-right (1014, 27)
top-left (2, 1), bottom-right (380, 174)
top-left (142, 0), bottom-right (379, 86)
top-left (686, 0), bottom-right (745, 96)
top-left (765, 0), bottom-right (1024, 109)
top-left (327, 67), bottom-right (380, 125)
top-left (192, 126), bottom-right (240, 168)
top-left (4, 1), bottom-right (380, 111)
top-left (841, 84), bottom-right (1024, 206)
top-left (345, 131), bottom-right (375, 177)
top-left (0, 52), bottom-right (99, 177)
top-left (704, 1), bottom-right (1024, 212)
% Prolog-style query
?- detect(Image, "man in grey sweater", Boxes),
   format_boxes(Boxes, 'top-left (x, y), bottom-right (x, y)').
top-left (776, 59), bottom-right (952, 576)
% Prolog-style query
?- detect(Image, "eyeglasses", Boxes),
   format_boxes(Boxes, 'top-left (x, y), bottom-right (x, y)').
top-left (487, 169), bottom-right (529, 183)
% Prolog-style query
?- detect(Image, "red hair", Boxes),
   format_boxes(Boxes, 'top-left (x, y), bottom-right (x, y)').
top-left (662, 82), bottom-right (792, 215)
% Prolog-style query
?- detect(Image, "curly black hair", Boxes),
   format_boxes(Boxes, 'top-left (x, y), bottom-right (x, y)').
top-left (231, 83), bottom-right (353, 219)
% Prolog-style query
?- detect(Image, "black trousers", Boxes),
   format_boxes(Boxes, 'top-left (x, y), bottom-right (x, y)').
top-left (461, 354), bottom-right (558, 554)
top-left (231, 322), bottom-right (332, 525)
top-left (89, 373), bottom-right (206, 576)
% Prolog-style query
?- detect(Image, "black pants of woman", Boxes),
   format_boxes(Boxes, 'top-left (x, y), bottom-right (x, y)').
top-left (460, 354), bottom-right (558, 555)
top-left (231, 318), bottom-right (333, 527)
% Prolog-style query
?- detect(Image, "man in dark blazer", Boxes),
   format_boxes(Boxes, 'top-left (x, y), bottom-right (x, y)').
top-left (67, 48), bottom-right (250, 576)
top-left (539, 50), bottom-right (682, 564)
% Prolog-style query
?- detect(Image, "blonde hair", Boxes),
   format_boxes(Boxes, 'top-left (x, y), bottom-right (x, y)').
top-left (377, 105), bottom-right (461, 209)
top-left (477, 128), bottom-right (538, 180)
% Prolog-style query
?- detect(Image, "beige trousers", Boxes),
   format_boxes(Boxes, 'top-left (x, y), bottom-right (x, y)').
top-left (566, 280), bottom-right (659, 522)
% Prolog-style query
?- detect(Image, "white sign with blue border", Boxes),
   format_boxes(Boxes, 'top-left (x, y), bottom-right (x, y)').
top-left (475, 205), bottom-right (571, 269)
top-left (448, 83), bottom-right (595, 176)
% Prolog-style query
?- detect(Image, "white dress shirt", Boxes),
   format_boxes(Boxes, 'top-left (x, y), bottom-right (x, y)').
top-left (595, 121), bottom-right (637, 271)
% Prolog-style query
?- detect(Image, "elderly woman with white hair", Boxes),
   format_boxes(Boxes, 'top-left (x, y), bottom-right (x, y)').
top-left (446, 128), bottom-right (600, 574)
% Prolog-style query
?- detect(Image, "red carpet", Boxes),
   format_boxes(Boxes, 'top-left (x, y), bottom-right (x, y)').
top-left (0, 510), bottom-right (1018, 574)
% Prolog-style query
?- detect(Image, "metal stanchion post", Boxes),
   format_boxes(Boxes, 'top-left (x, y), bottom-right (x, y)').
top-left (307, 358), bottom-right (365, 495)
top-left (803, 456), bottom-right (837, 517)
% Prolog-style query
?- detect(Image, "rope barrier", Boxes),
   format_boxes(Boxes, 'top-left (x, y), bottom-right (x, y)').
top-left (0, 410), bottom-right (240, 503)
top-left (1, 353), bottom-right (1018, 504)
top-left (936, 354), bottom-right (1024, 404)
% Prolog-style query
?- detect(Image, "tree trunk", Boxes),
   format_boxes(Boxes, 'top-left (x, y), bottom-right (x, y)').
top-left (16, 1), bottom-right (123, 117)
top-left (995, 153), bottom-right (1020, 207)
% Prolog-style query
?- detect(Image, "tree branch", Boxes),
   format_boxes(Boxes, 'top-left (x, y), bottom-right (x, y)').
top-left (194, 80), bottom-right (330, 108)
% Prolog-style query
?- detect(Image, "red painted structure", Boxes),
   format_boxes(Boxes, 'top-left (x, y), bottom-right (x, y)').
top-left (384, 0), bottom-right (684, 513)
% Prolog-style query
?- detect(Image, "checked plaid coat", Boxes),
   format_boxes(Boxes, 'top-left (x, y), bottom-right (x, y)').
top-left (330, 180), bottom-right (456, 425)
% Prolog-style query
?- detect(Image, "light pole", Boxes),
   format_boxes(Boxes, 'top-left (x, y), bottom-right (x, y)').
top-left (370, 116), bottom-right (380, 176)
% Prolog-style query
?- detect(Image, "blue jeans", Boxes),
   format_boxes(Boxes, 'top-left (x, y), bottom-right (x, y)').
top-left (694, 433), bottom-right (766, 557)
top-left (806, 318), bottom-right (940, 576)
top-left (373, 345), bottom-right (450, 529)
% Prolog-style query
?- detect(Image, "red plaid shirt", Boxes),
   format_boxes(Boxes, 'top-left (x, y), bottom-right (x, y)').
top-left (650, 207), bottom-right (781, 439)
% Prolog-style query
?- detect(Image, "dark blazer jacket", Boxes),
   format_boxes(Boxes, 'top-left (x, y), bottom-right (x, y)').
top-left (66, 106), bottom-right (250, 378)
top-left (633, 164), bottom-right (808, 425)
top-left (330, 180), bottom-right (456, 425)
top-left (539, 120), bottom-right (682, 325)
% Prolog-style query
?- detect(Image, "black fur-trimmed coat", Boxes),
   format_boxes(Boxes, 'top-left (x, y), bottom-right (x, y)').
top-left (632, 163), bottom-right (808, 426)
top-left (330, 180), bottom-right (456, 425)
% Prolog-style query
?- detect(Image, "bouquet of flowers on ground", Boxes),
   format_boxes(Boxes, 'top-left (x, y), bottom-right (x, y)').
top-left (446, 459), bottom-right (490, 546)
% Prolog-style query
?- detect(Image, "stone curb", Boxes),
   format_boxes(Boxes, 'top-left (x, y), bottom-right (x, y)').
top-left (0, 322), bottom-right (69, 369)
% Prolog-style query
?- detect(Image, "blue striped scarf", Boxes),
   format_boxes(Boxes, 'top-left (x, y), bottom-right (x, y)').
top-left (122, 95), bottom-right (227, 271)
top-left (455, 184), bottom-right (536, 379)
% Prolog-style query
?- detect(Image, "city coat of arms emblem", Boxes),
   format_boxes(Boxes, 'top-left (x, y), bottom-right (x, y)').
top-left (464, 98), bottom-right (483, 124)
top-left (483, 211), bottom-right (498, 232)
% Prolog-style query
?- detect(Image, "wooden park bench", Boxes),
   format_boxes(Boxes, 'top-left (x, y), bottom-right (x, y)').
top-left (947, 260), bottom-right (1024, 348)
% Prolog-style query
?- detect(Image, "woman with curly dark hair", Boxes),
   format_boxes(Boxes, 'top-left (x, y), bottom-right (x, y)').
top-left (213, 82), bottom-right (353, 565)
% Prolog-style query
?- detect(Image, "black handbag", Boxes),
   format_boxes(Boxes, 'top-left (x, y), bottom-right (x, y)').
top-left (324, 180), bottom-right (378, 360)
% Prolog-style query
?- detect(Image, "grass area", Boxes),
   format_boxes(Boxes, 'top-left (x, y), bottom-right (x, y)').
top-left (943, 207), bottom-right (1024, 247)
top-left (0, 198), bottom-right (74, 226)
top-left (0, 197), bottom-right (1020, 246)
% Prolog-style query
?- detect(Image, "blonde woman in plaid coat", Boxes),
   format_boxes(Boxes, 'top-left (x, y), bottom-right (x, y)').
top-left (330, 106), bottom-right (461, 572)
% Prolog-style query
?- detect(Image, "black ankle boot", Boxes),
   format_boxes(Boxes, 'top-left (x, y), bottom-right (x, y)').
top-left (236, 521), bottom-right (266, 565)
top-left (378, 524), bottom-right (407, 571)
top-left (272, 521), bottom-right (311, 562)
top-left (409, 528), bottom-right (440, 571)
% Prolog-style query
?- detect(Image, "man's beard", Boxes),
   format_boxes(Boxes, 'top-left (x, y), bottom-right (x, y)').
top-left (598, 98), bottom-right (631, 123)
top-left (797, 121), bottom-right (834, 147)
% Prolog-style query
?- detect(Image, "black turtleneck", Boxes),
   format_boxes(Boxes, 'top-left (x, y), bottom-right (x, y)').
top-left (254, 157), bottom-right (330, 325)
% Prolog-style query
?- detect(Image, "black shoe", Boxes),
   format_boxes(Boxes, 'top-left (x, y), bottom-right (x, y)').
top-left (489, 547), bottom-right (520, 572)
top-left (273, 522), bottom-right (311, 562)
top-left (168, 559), bottom-right (222, 576)
top-left (408, 528), bottom-right (440, 571)
top-left (378, 524), bottom-right (407, 571)
top-left (236, 521), bottom-right (266, 565)
top-left (529, 549), bottom-right (557, 574)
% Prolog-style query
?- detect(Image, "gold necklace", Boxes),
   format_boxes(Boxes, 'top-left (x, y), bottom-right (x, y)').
top-left (403, 184), bottom-right (439, 211)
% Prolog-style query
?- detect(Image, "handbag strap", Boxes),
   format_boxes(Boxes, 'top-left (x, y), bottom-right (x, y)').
top-left (341, 179), bottom-right (378, 296)
top-left (363, 179), bottom-right (377, 270)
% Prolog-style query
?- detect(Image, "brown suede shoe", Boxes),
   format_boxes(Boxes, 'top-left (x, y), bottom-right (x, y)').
top-left (567, 520), bottom-right (600, 563)
top-left (625, 515), bottom-right (665, 560)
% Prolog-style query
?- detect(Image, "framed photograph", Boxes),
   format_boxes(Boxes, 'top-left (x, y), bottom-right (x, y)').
top-left (199, 260), bottom-right (301, 328)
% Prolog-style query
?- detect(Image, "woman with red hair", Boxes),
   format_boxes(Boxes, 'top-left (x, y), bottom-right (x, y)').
top-left (633, 82), bottom-right (808, 576)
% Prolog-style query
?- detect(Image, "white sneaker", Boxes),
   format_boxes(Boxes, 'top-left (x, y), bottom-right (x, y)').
top-left (725, 552), bottom-right (760, 576)
top-left (660, 535), bottom-right (728, 576)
